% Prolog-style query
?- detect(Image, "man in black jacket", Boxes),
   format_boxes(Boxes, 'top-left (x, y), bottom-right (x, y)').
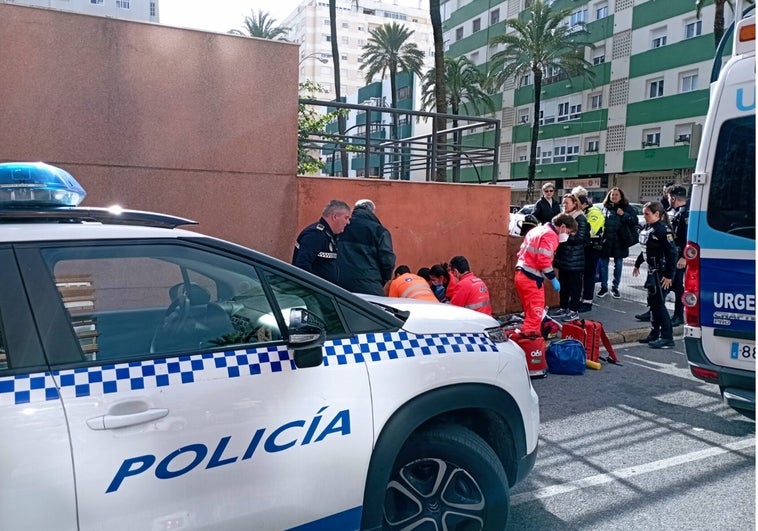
top-left (292, 199), bottom-right (351, 284)
top-left (337, 199), bottom-right (396, 295)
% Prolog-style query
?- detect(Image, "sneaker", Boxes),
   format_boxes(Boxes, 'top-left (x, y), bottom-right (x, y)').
top-left (649, 338), bottom-right (675, 349)
top-left (611, 287), bottom-right (621, 298)
top-left (578, 302), bottom-right (593, 313)
top-left (638, 334), bottom-right (659, 344)
top-left (549, 308), bottom-right (567, 317)
top-left (597, 287), bottom-right (608, 298)
top-left (634, 311), bottom-right (651, 322)
top-left (561, 310), bottom-right (579, 322)
top-left (670, 315), bottom-right (684, 327)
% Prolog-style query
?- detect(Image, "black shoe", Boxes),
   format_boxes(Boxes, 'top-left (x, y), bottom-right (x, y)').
top-left (597, 287), bottom-right (608, 298)
top-left (670, 315), bottom-right (684, 327)
top-left (611, 287), bottom-right (621, 299)
top-left (635, 311), bottom-right (651, 322)
top-left (649, 338), bottom-right (675, 349)
top-left (579, 302), bottom-right (593, 313)
top-left (639, 334), bottom-right (659, 344)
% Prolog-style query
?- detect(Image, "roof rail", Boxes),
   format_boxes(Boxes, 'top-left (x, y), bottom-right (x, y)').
top-left (0, 207), bottom-right (197, 229)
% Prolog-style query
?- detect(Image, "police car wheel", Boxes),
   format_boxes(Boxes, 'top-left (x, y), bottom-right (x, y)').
top-left (383, 424), bottom-right (510, 530)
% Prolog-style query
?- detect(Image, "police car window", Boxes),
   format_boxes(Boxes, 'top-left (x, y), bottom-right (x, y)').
top-left (0, 327), bottom-right (7, 371)
top-left (42, 244), bottom-right (283, 363)
top-left (707, 116), bottom-right (756, 240)
top-left (262, 270), bottom-right (346, 336)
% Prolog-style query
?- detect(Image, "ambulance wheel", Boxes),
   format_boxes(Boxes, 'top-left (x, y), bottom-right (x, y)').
top-left (382, 424), bottom-right (510, 530)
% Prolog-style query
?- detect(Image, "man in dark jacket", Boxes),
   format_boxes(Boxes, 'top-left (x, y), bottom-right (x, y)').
top-left (533, 182), bottom-right (561, 224)
top-left (292, 199), bottom-right (351, 284)
top-left (668, 185), bottom-right (689, 326)
top-left (337, 199), bottom-right (396, 295)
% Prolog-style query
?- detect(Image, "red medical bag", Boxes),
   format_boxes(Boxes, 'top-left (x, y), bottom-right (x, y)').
top-left (508, 331), bottom-right (547, 378)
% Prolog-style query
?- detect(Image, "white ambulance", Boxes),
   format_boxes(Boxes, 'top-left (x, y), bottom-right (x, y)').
top-left (0, 162), bottom-right (538, 530)
top-left (684, 1), bottom-right (755, 419)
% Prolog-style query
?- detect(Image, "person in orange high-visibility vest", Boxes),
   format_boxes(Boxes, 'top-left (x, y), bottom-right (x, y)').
top-left (515, 214), bottom-right (578, 335)
top-left (387, 265), bottom-right (439, 302)
top-left (448, 256), bottom-right (492, 316)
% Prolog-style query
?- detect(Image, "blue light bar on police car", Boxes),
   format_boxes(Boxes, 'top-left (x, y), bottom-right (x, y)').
top-left (0, 162), bottom-right (86, 207)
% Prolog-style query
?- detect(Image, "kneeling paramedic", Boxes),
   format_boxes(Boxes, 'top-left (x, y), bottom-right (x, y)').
top-left (515, 214), bottom-right (578, 335)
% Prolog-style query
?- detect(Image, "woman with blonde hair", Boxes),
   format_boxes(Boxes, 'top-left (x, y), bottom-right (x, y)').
top-left (553, 194), bottom-right (588, 320)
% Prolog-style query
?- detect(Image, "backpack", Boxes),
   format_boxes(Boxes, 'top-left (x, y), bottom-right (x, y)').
top-left (546, 339), bottom-right (586, 375)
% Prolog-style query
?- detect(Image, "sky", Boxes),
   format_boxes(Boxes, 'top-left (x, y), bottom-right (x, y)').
top-left (159, 0), bottom-right (300, 34)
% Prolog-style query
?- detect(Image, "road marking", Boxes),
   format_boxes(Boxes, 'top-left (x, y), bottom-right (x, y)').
top-left (511, 438), bottom-right (755, 506)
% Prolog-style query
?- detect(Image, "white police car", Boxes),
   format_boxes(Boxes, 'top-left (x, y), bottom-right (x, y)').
top-left (0, 162), bottom-right (539, 530)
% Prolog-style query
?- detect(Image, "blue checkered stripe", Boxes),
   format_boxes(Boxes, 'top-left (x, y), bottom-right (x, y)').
top-left (0, 332), bottom-right (496, 406)
top-left (322, 331), bottom-right (497, 366)
top-left (0, 345), bottom-right (295, 406)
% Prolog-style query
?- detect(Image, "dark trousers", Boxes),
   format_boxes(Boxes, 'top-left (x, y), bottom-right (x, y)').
top-left (647, 271), bottom-right (673, 340)
top-left (558, 269), bottom-right (583, 311)
top-left (671, 267), bottom-right (685, 318)
top-left (582, 247), bottom-right (601, 301)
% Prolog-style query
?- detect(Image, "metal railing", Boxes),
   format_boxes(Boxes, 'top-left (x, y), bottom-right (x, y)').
top-left (299, 98), bottom-right (500, 182)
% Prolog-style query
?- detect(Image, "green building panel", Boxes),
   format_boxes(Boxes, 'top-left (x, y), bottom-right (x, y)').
top-left (623, 145), bottom-right (695, 172)
top-left (461, 129), bottom-right (497, 147)
top-left (511, 154), bottom-right (605, 180)
top-left (586, 15), bottom-right (615, 42)
top-left (512, 109), bottom-right (608, 142)
top-left (626, 89), bottom-right (709, 126)
top-left (577, 154), bottom-right (605, 175)
top-left (632, 0), bottom-right (710, 29)
top-left (629, 36), bottom-right (716, 78)
top-left (357, 82), bottom-right (382, 103)
top-left (443, 0), bottom-right (492, 31)
top-left (514, 62), bottom-right (610, 106)
top-left (456, 164), bottom-right (495, 183)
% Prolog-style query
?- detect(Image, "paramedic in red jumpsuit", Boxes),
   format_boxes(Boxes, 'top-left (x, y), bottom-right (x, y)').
top-left (515, 214), bottom-right (578, 335)
top-left (448, 255), bottom-right (493, 316)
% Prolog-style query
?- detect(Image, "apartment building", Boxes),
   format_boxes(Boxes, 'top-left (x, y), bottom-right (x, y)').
top-left (1, 0), bottom-right (158, 22)
top-left (442, 0), bottom-right (728, 202)
top-left (282, 0), bottom-right (434, 100)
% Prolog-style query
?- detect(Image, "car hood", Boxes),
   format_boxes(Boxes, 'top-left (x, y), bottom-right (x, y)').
top-left (358, 295), bottom-right (500, 334)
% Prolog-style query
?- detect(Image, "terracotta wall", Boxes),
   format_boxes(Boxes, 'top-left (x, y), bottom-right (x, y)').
top-left (0, 4), bottom-right (300, 256)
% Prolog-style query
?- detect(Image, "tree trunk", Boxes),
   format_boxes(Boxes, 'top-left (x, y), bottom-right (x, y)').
top-left (452, 101), bottom-right (461, 183)
top-left (329, 0), bottom-right (348, 176)
top-left (714, 0), bottom-right (726, 47)
top-left (390, 68), bottom-right (400, 180)
top-left (528, 66), bottom-right (543, 204)
top-left (430, 0), bottom-right (447, 182)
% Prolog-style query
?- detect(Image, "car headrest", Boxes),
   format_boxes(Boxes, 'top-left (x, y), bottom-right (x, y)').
top-left (169, 282), bottom-right (211, 305)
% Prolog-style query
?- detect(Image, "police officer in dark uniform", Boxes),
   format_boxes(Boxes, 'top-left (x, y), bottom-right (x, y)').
top-left (632, 202), bottom-right (678, 349)
top-left (668, 185), bottom-right (689, 326)
top-left (292, 200), bottom-right (351, 284)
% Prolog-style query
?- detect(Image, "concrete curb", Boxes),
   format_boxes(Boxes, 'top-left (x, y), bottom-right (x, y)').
top-left (606, 325), bottom-right (684, 345)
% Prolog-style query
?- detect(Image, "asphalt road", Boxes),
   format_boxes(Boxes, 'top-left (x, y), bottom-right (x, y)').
top-left (507, 338), bottom-right (756, 531)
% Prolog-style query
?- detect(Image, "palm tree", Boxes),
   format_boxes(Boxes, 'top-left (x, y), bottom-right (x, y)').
top-left (328, 0), bottom-right (348, 177)
top-left (488, 0), bottom-right (594, 202)
top-left (429, 0), bottom-right (448, 181)
top-left (421, 56), bottom-right (495, 182)
top-left (696, 0), bottom-right (754, 47)
top-left (228, 10), bottom-right (290, 40)
top-left (359, 22), bottom-right (425, 179)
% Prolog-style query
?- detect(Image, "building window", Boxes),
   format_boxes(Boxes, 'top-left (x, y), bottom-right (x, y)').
top-left (517, 109), bottom-right (530, 124)
top-left (490, 9), bottom-right (500, 25)
top-left (358, 25), bottom-right (364, 31)
top-left (586, 139), bottom-right (600, 153)
top-left (648, 79), bottom-right (664, 99)
top-left (642, 129), bottom-right (661, 147)
top-left (570, 103), bottom-right (582, 120)
top-left (342, 36), bottom-right (349, 44)
top-left (596, 4), bottom-right (608, 20)
top-left (455, 27), bottom-right (464, 41)
top-left (342, 22), bottom-right (349, 28)
top-left (516, 146), bottom-right (528, 161)
top-left (570, 9), bottom-right (586, 26)
top-left (116, 0), bottom-right (130, 7)
top-left (469, 51), bottom-right (479, 62)
top-left (651, 27), bottom-right (667, 48)
top-left (520, 73), bottom-right (532, 86)
top-left (90, 0), bottom-right (104, 4)
top-left (149, 1), bottom-right (155, 15)
top-left (357, 39), bottom-right (364, 46)
top-left (557, 102), bottom-right (570, 122)
top-left (685, 19), bottom-right (702, 39)
top-left (536, 145), bottom-right (552, 164)
top-left (680, 70), bottom-right (699, 92)
top-left (324, 35), bottom-right (331, 42)
top-left (397, 86), bottom-right (411, 100)
top-left (324, 19), bottom-right (330, 25)
top-left (589, 92), bottom-right (603, 109)
top-left (674, 123), bottom-right (693, 143)
top-left (592, 46), bottom-right (605, 65)
top-left (341, 54), bottom-right (348, 61)
top-left (472, 18), bottom-right (481, 32)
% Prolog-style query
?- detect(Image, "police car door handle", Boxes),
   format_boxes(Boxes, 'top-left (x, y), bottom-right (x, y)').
top-left (86, 408), bottom-right (169, 430)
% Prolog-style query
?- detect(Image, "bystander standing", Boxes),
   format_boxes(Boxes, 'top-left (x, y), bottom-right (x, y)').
top-left (292, 200), bottom-right (351, 284)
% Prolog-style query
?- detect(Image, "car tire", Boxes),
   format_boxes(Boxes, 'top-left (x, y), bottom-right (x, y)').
top-left (382, 424), bottom-right (510, 531)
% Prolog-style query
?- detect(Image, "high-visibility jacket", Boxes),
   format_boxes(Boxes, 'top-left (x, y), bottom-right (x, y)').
top-left (389, 274), bottom-right (439, 302)
top-left (584, 205), bottom-right (605, 240)
top-left (449, 272), bottom-right (492, 315)
top-left (516, 223), bottom-right (559, 286)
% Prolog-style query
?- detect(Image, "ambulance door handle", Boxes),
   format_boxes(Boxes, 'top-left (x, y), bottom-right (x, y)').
top-left (87, 408), bottom-right (169, 430)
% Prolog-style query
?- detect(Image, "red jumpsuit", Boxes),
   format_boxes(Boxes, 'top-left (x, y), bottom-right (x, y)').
top-left (515, 224), bottom-right (560, 335)
top-left (449, 272), bottom-right (492, 316)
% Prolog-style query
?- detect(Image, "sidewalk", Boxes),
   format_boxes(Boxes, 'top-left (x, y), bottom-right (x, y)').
top-left (499, 289), bottom-right (684, 345)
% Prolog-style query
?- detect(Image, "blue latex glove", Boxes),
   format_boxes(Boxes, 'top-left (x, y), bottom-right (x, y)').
top-left (551, 278), bottom-right (561, 292)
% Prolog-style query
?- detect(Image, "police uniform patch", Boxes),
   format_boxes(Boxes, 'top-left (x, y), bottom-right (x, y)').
top-left (667, 233), bottom-right (675, 243)
top-left (316, 224), bottom-right (325, 231)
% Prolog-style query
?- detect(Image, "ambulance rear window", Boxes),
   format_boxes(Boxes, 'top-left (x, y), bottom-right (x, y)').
top-left (707, 116), bottom-right (755, 240)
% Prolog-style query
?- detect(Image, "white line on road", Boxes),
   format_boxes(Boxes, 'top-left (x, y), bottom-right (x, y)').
top-left (511, 438), bottom-right (755, 506)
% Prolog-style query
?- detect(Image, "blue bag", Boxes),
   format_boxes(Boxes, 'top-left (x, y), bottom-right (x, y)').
top-left (546, 339), bottom-right (586, 375)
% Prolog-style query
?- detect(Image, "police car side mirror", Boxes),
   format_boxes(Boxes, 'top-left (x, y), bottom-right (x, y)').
top-left (287, 308), bottom-right (326, 368)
